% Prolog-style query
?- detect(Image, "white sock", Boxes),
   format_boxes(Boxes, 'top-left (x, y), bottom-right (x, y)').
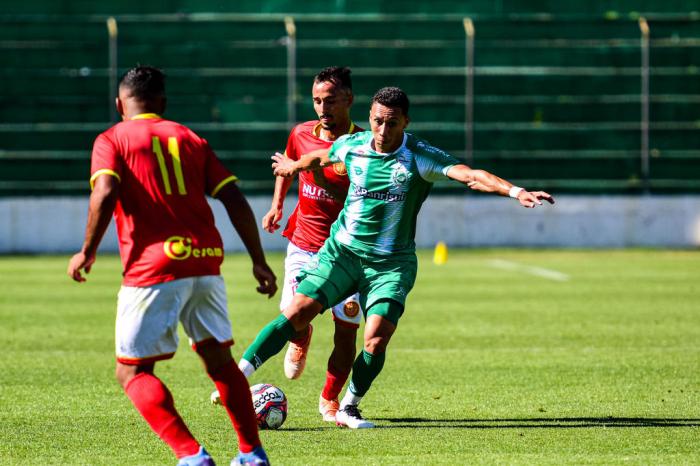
top-left (238, 359), bottom-right (255, 378)
top-left (339, 389), bottom-right (363, 409)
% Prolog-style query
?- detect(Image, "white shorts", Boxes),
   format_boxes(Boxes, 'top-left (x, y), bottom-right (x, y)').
top-left (282, 242), bottom-right (362, 328)
top-left (115, 275), bottom-right (233, 364)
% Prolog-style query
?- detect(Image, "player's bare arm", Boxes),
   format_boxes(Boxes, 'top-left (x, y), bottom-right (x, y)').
top-left (271, 149), bottom-right (332, 177)
top-left (262, 174), bottom-right (294, 233)
top-left (67, 174), bottom-right (119, 282)
top-left (446, 164), bottom-right (555, 208)
top-left (215, 182), bottom-right (278, 298)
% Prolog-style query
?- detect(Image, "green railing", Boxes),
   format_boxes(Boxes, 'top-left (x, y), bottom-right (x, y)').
top-left (1, 13), bottom-right (699, 194)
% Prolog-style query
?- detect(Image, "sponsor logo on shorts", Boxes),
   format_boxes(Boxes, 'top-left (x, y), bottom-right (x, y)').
top-left (163, 236), bottom-right (223, 261)
top-left (332, 162), bottom-right (347, 176)
top-left (343, 301), bottom-right (361, 318)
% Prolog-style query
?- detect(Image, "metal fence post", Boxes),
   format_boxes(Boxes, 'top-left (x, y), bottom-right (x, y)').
top-left (107, 17), bottom-right (118, 123)
top-left (463, 18), bottom-right (475, 166)
top-left (639, 17), bottom-right (650, 192)
top-left (284, 16), bottom-right (297, 130)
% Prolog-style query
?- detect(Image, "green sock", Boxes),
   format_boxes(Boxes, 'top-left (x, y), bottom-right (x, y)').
top-left (242, 314), bottom-right (296, 369)
top-left (348, 349), bottom-right (385, 397)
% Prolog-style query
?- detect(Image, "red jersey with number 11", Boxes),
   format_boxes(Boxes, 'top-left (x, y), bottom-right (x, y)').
top-left (282, 120), bottom-right (362, 252)
top-left (90, 114), bottom-right (238, 287)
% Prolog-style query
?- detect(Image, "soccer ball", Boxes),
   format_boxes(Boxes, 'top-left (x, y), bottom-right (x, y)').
top-left (250, 383), bottom-right (287, 429)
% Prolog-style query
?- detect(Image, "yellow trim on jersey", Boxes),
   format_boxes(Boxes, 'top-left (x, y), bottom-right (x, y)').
top-left (131, 113), bottom-right (161, 120)
top-left (90, 169), bottom-right (121, 190)
top-left (210, 175), bottom-right (239, 197)
top-left (313, 121), bottom-right (356, 140)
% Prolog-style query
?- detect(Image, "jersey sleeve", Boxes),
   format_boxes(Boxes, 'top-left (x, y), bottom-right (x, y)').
top-left (415, 141), bottom-right (462, 182)
top-left (203, 140), bottom-right (238, 197)
top-left (90, 132), bottom-right (122, 189)
top-left (284, 127), bottom-right (300, 161)
top-left (328, 133), bottom-right (353, 163)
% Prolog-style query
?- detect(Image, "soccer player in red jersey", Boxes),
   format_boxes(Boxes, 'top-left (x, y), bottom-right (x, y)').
top-left (67, 66), bottom-right (276, 466)
top-left (241, 67), bottom-right (363, 422)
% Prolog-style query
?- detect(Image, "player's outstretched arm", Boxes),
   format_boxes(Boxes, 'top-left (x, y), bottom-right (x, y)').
top-left (446, 164), bottom-right (555, 208)
top-left (271, 149), bottom-right (331, 177)
top-left (67, 174), bottom-right (119, 282)
top-left (216, 182), bottom-right (278, 298)
top-left (262, 175), bottom-right (294, 233)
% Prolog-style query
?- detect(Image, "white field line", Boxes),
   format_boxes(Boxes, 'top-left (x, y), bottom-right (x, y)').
top-left (486, 259), bottom-right (571, 282)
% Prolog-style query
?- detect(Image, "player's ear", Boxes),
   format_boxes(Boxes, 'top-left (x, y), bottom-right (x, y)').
top-left (115, 97), bottom-right (126, 120)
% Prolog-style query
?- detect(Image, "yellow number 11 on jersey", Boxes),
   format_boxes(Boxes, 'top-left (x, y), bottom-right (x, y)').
top-left (152, 136), bottom-right (187, 195)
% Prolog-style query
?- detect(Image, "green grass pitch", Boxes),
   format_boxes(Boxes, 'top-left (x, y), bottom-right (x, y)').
top-left (1, 249), bottom-right (698, 465)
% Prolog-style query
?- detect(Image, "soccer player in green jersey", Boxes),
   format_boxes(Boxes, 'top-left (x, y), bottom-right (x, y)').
top-left (241, 86), bottom-right (555, 428)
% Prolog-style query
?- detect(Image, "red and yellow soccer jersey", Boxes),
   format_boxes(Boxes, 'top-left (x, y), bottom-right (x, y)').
top-left (282, 120), bottom-right (363, 252)
top-left (90, 114), bottom-right (238, 287)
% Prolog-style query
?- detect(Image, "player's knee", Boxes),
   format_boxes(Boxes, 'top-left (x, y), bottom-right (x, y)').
top-left (196, 343), bottom-right (233, 375)
top-left (363, 334), bottom-right (390, 354)
top-left (115, 363), bottom-right (139, 389)
top-left (283, 294), bottom-right (323, 330)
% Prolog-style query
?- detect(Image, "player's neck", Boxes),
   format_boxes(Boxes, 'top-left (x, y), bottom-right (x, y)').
top-left (317, 120), bottom-right (353, 142)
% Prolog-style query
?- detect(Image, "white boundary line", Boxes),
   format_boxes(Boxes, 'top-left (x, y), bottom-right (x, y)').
top-left (486, 259), bottom-right (571, 282)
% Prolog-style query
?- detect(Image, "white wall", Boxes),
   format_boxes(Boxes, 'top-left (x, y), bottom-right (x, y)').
top-left (1, 195), bottom-right (699, 253)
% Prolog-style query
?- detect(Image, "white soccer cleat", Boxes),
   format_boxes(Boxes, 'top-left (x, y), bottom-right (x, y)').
top-left (335, 404), bottom-right (374, 429)
top-left (210, 389), bottom-right (222, 405)
top-left (283, 324), bottom-right (313, 380)
top-left (319, 395), bottom-right (340, 422)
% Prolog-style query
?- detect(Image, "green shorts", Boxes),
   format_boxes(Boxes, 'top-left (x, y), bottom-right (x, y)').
top-left (296, 238), bottom-right (417, 325)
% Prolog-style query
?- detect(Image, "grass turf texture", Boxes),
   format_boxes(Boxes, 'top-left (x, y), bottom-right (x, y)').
top-left (0, 250), bottom-right (698, 465)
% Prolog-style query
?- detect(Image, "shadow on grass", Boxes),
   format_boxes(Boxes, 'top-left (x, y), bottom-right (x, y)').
top-left (371, 417), bottom-right (700, 429)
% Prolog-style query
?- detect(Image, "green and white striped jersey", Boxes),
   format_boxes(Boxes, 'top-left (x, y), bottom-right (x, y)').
top-left (328, 131), bottom-right (461, 256)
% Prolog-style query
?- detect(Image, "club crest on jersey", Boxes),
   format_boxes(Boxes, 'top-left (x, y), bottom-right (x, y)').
top-left (354, 167), bottom-right (363, 176)
top-left (332, 162), bottom-right (347, 176)
top-left (163, 235), bottom-right (223, 260)
top-left (391, 164), bottom-right (410, 188)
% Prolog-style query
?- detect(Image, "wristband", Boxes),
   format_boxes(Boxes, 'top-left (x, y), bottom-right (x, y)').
top-left (508, 186), bottom-right (524, 199)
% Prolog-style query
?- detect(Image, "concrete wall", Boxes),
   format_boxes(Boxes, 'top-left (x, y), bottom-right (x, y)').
top-left (1, 195), bottom-right (699, 253)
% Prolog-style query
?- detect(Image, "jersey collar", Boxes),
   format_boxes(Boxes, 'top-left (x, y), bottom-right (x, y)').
top-left (130, 113), bottom-right (162, 120)
top-left (314, 121), bottom-right (355, 141)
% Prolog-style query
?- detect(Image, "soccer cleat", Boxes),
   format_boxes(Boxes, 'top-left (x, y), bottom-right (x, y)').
top-left (210, 389), bottom-right (222, 405)
top-left (283, 324), bottom-right (313, 379)
top-left (335, 404), bottom-right (375, 429)
top-left (231, 445), bottom-right (270, 466)
top-left (318, 395), bottom-right (340, 422)
top-left (177, 446), bottom-right (216, 466)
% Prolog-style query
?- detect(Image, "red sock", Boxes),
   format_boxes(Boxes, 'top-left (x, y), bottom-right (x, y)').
top-left (321, 364), bottom-right (351, 401)
top-left (124, 372), bottom-right (200, 459)
top-left (209, 360), bottom-right (260, 453)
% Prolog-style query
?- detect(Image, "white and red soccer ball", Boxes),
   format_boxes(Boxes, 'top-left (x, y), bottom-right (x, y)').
top-left (250, 383), bottom-right (287, 429)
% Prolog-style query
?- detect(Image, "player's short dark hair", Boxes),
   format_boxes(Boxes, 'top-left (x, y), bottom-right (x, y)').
top-left (119, 65), bottom-right (165, 101)
top-left (371, 87), bottom-right (409, 116)
top-left (314, 66), bottom-right (353, 93)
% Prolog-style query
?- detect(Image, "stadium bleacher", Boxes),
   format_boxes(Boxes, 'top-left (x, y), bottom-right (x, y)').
top-left (1, 1), bottom-right (699, 195)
